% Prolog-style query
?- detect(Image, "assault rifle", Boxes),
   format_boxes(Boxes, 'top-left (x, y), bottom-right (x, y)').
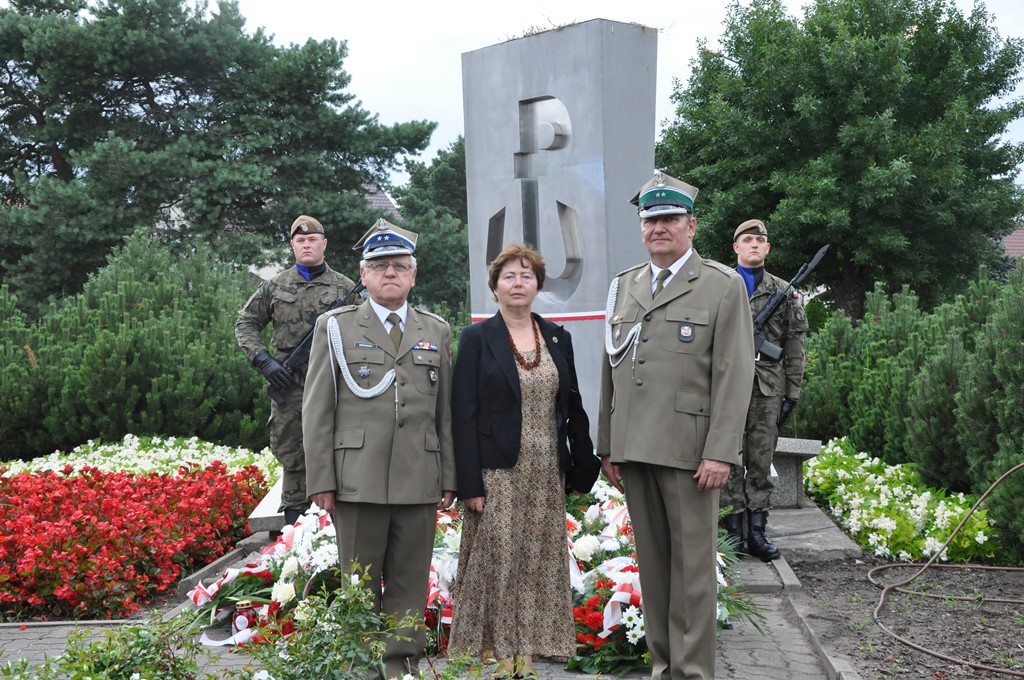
top-left (267, 282), bottom-right (365, 404)
top-left (752, 244), bottom-right (829, 361)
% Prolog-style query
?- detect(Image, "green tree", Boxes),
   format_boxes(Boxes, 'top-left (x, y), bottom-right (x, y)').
top-left (0, 0), bottom-right (434, 317)
top-left (393, 137), bottom-right (470, 313)
top-left (657, 0), bottom-right (1024, 319)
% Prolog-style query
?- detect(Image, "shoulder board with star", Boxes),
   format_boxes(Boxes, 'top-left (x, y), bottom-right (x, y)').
top-left (612, 262), bottom-right (647, 279)
top-left (323, 305), bottom-right (359, 318)
top-left (414, 307), bottom-right (451, 325)
top-left (701, 259), bottom-right (740, 277)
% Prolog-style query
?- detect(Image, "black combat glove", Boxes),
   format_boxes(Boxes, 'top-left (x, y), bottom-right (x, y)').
top-left (777, 397), bottom-right (798, 427)
top-left (252, 349), bottom-right (294, 390)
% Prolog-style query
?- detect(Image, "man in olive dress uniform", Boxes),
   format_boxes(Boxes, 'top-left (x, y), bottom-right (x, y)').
top-left (598, 172), bottom-right (755, 680)
top-left (302, 218), bottom-right (456, 679)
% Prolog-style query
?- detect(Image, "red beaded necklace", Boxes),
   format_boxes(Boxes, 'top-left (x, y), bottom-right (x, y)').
top-left (507, 318), bottom-right (542, 371)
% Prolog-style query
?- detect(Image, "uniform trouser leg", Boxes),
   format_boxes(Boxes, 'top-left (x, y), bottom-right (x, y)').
top-left (742, 394), bottom-right (782, 512)
top-left (621, 463), bottom-right (718, 680)
top-left (719, 392), bottom-right (781, 515)
top-left (334, 502), bottom-right (436, 679)
top-left (269, 385), bottom-right (311, 514)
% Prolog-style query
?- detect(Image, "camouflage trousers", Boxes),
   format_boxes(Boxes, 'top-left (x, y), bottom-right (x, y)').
top-left (720, 391), bottom-right (782, 515)
top-left (268, 383), bottom-right (311, 514)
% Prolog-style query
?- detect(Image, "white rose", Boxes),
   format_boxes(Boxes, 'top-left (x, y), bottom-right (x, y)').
top-left (281, 556), bottom-right (300, 580)
top-left (572, 535), bottom-right (601, 562)
top-left (271, 580), bottom-right (296, 605)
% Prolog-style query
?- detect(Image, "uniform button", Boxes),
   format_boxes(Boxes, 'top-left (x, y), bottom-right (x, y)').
top-left (400, 379), bottom-right (406, 386)
top-left (398, 421), bottom-right (404, 428)
top-left (638, 358), bottom-right (646, 364)
top-left (396, 359), bottom-right (403, 366)
top-left (635, 378), bottom-right (644, 386)
top-left (644, 314), bottom-right (652, 321)
top-left (400, 401), bottom-right (406, 407)
top-left (699, 407), bottom-right (704, 413)
top-left (642, 336), bottom-right (649, 342)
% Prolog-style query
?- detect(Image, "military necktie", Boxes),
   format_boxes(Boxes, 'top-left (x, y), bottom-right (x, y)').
top-left (386, 312), bottom-right (403, 350)
top-left (654, 268), bottom-right (671, 297)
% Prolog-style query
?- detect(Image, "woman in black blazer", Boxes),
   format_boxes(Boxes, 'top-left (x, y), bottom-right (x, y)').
top-left (447, 244), bottom-right (599, 677)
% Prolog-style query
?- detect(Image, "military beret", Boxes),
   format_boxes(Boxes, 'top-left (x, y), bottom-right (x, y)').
top-left (630, 171), bottom-right (699, 218)
top-left (353, 218), bottom-right (418, 260)
top-left (733, 219), bottom-right (768, 241)
top-left (290, 215), bottom-right (325, 238)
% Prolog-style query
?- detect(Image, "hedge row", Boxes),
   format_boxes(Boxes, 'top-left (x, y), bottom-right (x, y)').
top-left (790, 265), bottom-right (1024, 562)
top-left (0, 233), bottom-right (269, 460)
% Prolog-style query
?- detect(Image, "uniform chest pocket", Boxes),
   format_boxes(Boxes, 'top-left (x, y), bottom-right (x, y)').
top-left (272, 288), bottom-right (296, 303)
top-left (271, 289), bottom-right (298, 314)
top-left (347, 347), bottom-right (388, 388)
top-left (664, 306), bottom-right (711, 354)
top-left (318, 289), bottom-right (339, 306)
top-left (411, 351), bottom-right (441, 395)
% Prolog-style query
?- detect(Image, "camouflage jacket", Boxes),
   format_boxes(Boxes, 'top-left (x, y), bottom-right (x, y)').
top-left (235, 264), bottom-right (356, 369)
top-left (748, 269), bottom-right (808, 400)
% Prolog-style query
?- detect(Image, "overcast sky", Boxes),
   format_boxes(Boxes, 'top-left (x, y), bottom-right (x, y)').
top-left (231, 0), bottom-right (1024, 185)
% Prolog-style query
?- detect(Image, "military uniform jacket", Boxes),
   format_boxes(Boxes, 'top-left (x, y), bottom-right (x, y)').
top-left (749, 270), bottom-right (808, 400)
top-left (235, 265), bottom-right (355, 370)
top-left (597, 253), bottom-right (755, 470)
top-left (302, 300), bottom-right (456, 505)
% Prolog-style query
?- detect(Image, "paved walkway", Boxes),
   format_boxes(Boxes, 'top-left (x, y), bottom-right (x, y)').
top-left (0, 505), bottom-right (865, 679)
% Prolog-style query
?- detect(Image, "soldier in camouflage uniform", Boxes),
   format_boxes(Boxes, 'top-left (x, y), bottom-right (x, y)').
top-left (720, 219), bottom-right (808, 561)
top-left (235, 215), bottom-right (356, 526)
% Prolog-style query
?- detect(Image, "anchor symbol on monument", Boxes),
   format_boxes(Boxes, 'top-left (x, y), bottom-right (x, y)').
top-left (486, 96), bottom-right (582, 302)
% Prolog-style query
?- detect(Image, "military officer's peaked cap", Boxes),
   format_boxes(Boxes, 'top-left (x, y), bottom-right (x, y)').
top-left (353, 218), bottom-right (418, 260)
top-left (290, 215), bottom-right (325, 238)
top-left (630, 171), bottom-right (699, 218)
top-left (734, 219), bottom-right (768, 241)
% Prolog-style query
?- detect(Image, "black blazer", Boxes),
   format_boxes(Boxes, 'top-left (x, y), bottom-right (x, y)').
top-left (451, 312), bottom-right (599, 500)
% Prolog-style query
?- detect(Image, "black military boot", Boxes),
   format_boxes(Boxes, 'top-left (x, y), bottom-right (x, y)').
top-left (721, 512), bottom-right (745, 554)
top-left (747, 510), bottom-right (780, 562)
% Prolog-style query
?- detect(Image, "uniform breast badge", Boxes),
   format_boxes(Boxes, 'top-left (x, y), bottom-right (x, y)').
top-left (428, 367), bottom-right (438, 384)
top-left (358, 365), bottom-right (370, 379)
top-left (678, 323), bottom-right (695, 342)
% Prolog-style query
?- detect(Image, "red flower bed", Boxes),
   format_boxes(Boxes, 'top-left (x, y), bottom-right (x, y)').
top-left (0, 462), bottom-right (267, 620)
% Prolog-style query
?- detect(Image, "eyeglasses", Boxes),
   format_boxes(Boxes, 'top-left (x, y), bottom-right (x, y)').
top-left (364, 261), bottom-right (413, 273)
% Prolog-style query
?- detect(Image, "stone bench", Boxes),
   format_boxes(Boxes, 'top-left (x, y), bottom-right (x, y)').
top-left (768, 437), bottom-right (822, 509)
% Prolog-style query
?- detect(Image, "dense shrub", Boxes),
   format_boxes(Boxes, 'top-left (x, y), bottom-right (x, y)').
top-left (787, 309), bottom-right (859, 440)
top-left (0, 288), bottom-right (46, 458)
top-left (953, 267), bottom-right (1024, 562)
top-left (905, 271), bottom-right (1003, 491)
top-left (797, 269), bottom-right (1009, 472)
top-left (0, 233), bottom-right (268, 460)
